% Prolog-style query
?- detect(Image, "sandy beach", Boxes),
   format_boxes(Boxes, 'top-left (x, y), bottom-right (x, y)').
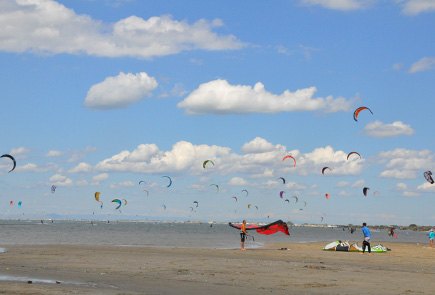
top-left (0, 242), bottom-right (434, 295)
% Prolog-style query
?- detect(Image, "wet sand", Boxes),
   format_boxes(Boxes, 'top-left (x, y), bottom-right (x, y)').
top-left (0, 242), bottom-right (434, 294)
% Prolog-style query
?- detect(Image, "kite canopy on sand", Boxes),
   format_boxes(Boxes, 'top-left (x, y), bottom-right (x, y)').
top-left (229, 220), bottom-right (290, 236)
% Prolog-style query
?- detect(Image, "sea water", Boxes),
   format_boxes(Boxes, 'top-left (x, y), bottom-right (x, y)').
top-left (0, 220), bottom-right (430, 249)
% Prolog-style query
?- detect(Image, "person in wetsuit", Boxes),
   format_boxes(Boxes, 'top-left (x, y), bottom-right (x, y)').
top-left (240, 220), bottom-right (249, 251)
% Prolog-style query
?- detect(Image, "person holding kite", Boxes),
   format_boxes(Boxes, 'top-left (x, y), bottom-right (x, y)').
top-left (240, 220), bottom-right (249, 251)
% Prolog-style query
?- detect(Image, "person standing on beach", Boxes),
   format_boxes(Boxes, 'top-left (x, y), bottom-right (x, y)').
top-left (240, 220), bottom-right (249, 251)
top-left (429, 229), bottom-right (435, 248)
top-left (361, 222), bottom-right (371, 255)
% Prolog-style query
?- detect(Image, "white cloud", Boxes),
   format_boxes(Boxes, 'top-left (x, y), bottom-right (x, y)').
top-left (49, 174), bottom-right (73, 186)
top-left (379, 169), bottom-right (416, 179)
top-left (403, 191), bottom-right (420, 197)
top-left (0, 1), bottom-right (243, 58)
top-left (93, 173), bottom-right (109, 182)
top-left (177, 80), bottom-right (356, 115)
top-left (84, 72), bottom-right (158, 110)
top-left (339, 190), bottom-right (352, 196)
top-left (378, 148), bottom-right (434, 172)
top-left (402, 0), bottom-right (435, 15)
top-left (364, 121), bottom-right (414, 138)
top-left (392, 63), bottom-right (403, 70)
top-left (351, 179), bottom-right (365, 187)
top-left (409, 57), bottom-right (435, 73)
top-left (395, 182), bottom-right (408, 191)
top-left (336, 181), bottom-right (350, 187)
top-left (417, 182), bottom-right (435, 192)
top-left (299, 0), bottom-right (368, 11)
top-left (16, 163), bottom-right (57, 172)
top-left (76, 180), bottom-right (88, 187)
top-left (241, 137), bottom-right (279, 154)
top-left (10, 147), bottom-right (31, 158)
top-left (45, 150), bottom-right (63, 157)
top-left (170, 83), bottom-right (188, 97)
top-left (68, 162), bottom-right (93, 173)
top-left (110, 181), bottom-right (135, 189)
top-left (228, 177), bottom-right (249, 186)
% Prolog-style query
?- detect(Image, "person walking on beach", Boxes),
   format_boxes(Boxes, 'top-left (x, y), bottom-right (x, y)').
top-left (429, 229), bottom-right (435, 248)
top-left (361, 222), bottom-right (371, 255)
top-left (240, 220), bottom-right (249, 251)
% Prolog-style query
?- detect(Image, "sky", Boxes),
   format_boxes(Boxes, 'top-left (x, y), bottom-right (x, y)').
top-left (0, 0), bottom-right (434, 226)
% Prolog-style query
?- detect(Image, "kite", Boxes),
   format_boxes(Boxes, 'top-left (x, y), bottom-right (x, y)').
top-left (1, 154), bottom-right (16, 173)
top-left (320, 216), bottom-right (324, 222)
top-left (193, 201), bottom-right (199, 207)
top-left (278, 177), bottom-right (286, 184)
top-left (242, 189), bottom-right (248, 197)
top-left (122, 199), bottom-right (128, 205)
top-left (347, 152), bottom-right (361, 160)
top-left (373, 191), bottom-right (380, 196)
top-left (139, 181), bottom-right (146, 185)
top-left (10, 201), bottom-right (13, 206)
top-left (363, 187), bottom-right (370, 197)
top-left (282, 155), bottom-right (296, 167)
top-left (424, 171), bottom-right (434, 184)
top-left (189, 206), bottom-right (194, 212)
top-left (210, 184), bottom-right (219, 193)
top-left (95, 192), bottom-right (100, 202)
top-left (112, 199), bottom-right (122, 210)
top-left (162, 176), bottom-right (172, 187)
top-left (232, 196), bottom-right (238, 202)
top-left (302, 201), bottom-right (307, 207)
top-left (353, 106), bottom-right (373, 122)
top-left (255, 206), bottom-right (259, 210)
top-left (285, 199), bottom-right (289, 203)
top-left (18, 201), bottom-right (22, 208)
top-left (161, 204), bottom-right (167, 210)
top-left (203, 160), bottom-right (214, 169)
top-left (143, 189), bottom-right (149, 196)
top-left (51, 185), bottom-right (56, 194)
top-left (229, 220), bottom-right (289, 236)
top-left (322, 167), bottom-right (331, 175)
top-left (279, 191), bottom-right (285, 198)
top-left (325, 193), bottom-right (330, 200)
top-left (248, 204), bottom-right (251, 209)
top-left (292, 196), bottom-right (298, 203)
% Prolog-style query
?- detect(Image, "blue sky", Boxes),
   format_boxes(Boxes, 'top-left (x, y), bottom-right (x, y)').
top-left (1, 0), bottom-right (434, 225)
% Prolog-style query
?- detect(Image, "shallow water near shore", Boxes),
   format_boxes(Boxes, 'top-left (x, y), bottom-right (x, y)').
top-left (0, 220), bottom-right (430, 249)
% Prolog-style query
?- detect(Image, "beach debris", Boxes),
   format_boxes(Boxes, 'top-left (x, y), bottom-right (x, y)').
top-left (353, 106), bottom-right (373, 122)
top-left (56, 281), bottom-right (61, 284)
top-left (278, 177), bottom-right (285, 184)
top-left (1, 154), bottom-right (16, 173)
top-left (27, 280), bottom-right (32, 284)
top-left (282, 155), bottom-right (296, 167)
top-left (322, 167), bottom-right (331, 175)
top-left (424, 171), bottom-right (434, 184)
top-left (347, 152), bottom-right (361, 160)
top-left (162, 176), bottom-right (172, 187)
top-left (229, 220), bottom-right (290, 236)
top-left (363, 187), bottom-right (370, 196)
top-left (203, 160), bottom-right (214, 168)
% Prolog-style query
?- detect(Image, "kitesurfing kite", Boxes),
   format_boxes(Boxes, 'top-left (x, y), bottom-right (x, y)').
top-left (322, 167), bottom-right (331, 175)
top-left (161, 204), bottom-right (167, 210)
top-left (325, 193), bottom-right (330, 200)
top-left (210, 184), bottom-right (219, 193)
top-left (302, 201), bottom-right (307, 207)
top-left (353, 106), bottom-right (373, 122)
top-left (278, 177), bottom-right (286, 184)
top-left (95, 192), bottom-right (100, 202)
top-left (112, 199), bottom-right (122, 210)
top-left (232, 196), bottom-right (237, 202)
top-left (162, 176), bottom-right (172, 187)
top-left (424, 171), bottom-right (434, 184)
top-left (122, 199), bottom-right (128, 206)
top-left (285, 199), bottom-right (290, 203)
top-left (363, 187), bottom-right (370, 197)
top-left (254, 206), bottom-right (259, 210)
top-left (248, 204), bottom-right (251, 209)
top-left (139, 181), bottom-right (146, 185)
top-left (280, 191), bottom-right (285, 198)
top-left (373, 191), bottom-right (380, 196)
top-left (203, 160), bottom-right (214, 169)
top-left (242, 189), bottom-right (248, 197)
top-left (229, 220), bottom-right (289, 236)
top-left (347, 152), bottom-right (361, 160)
top-left (321, 216), bottom-right (324, 222)
top-left (282, 155), bottom-right (296, 167)
top-left (51, 185), bottom-right (56, 194)
top-left (1, 154), bottom-right (16, 173)
top-left (10, 201), bottom-right (13, 206)
top-left (292, 196), bottom-right (298, 203)
top-left (18, 201), bottom-right (22, 208)
top-left (143, 189), bottom-right (149, 196)
top-left (193, 201), bottom-right (199, 207)
top-left (189, 206), bottom-right (194, 212)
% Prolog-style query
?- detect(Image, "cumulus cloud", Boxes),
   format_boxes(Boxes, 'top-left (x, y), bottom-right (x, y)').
top-left (379, 169), bottom-right (416, 179)
top-left (299, 0), bottom-right (368, 10)
top-left (177, 80), bottom-right (356, 115)
top-left (44, 147), bottom-right (96, 162)
top-left (93, 173), bottom-right (109, 182)
top-left (395, 182), bottom-right (408, 191)
top-left (402, 0), bottom-right (435, 15)
top-left (351, 179), bottom-right (365, 187)
top-left (110, 181), bottom-right (135, 189)
top-left (84, 72), bottom-right (158, 110)
top-left (9, 147), bottom-right (31, 158)
top-left (0, 0), bottom-right (243, 58)
top-left (68, 162), bottom-right (93, 173)
top-left (49, 174), bottom-right (73, 186)
top-left (409, 57), bottom-right (435, 73)
top-left (339, 190), bottom-right (352, 196)
top-left (417, 182), bottom-right (435, 192)
top-left (377, 148), bottom-right (434, 173)
top-left (336, 181), bottom-right (350, 187)
top-left (45, 150), bottom-right (64, 157)
top-left (363, 121), bottom-right (414, 138)
top-left (241, 137), bottom-right (280, 154)
top-left (228, 177), bottom-right (249, 186)
top-left (16, 163), bottom-right (57, 173)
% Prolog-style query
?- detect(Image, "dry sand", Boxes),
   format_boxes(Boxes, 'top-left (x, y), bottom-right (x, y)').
top-left (0, 242), bottom-right (434, 295)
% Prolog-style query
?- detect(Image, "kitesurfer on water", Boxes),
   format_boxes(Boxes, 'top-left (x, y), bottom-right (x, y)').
top-left (361, 223), bottom-right (371, 255)
top-left (240, 220), bottom-right (248, 251)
